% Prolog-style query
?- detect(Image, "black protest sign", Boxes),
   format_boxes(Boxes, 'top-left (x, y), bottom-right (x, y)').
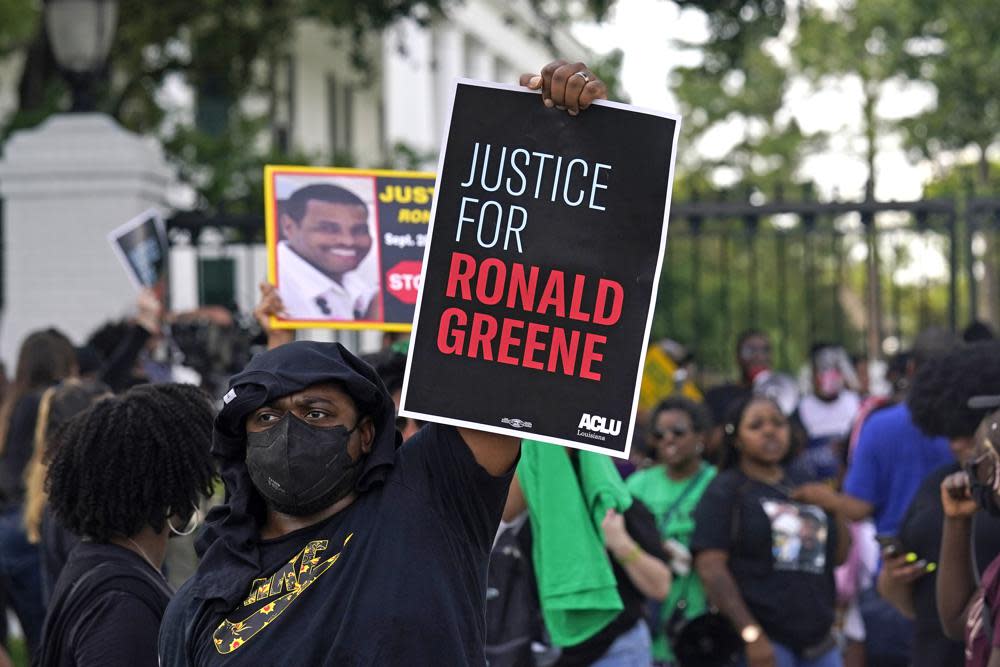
top-left (108, 209), bottom-right (169, 292)
top-left (265, 166), bottom-right (434, 332)
top-left (400, 81), bottom-right (680, 457)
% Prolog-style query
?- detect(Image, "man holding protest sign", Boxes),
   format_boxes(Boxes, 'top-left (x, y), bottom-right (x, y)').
top-left (158, 61), bottom-right (608, 666)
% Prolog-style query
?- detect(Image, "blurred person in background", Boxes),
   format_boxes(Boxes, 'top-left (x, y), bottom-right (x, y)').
top-left (517, 442), bottom-right (672, 667)
top-left (693, 395), bottom-right (850, 667)
top-left (791, 343), bottom-right (860, 482)
top-left (626, 397), bottom-right (716, 667)
top-left (0, 328), bottom-right (77, 657)
top-left (877, 340), bottom-right (1000, 666)
top-left (703, 330), bottom-right (772, 457)
top-left (38, 383), bottom-right (215, 667)
top-left (21, 379), bottom-right (111, 602)
top-left (935, 405), bottom-right (1000, 667)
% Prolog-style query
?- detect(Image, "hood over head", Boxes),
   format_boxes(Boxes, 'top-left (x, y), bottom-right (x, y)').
top-left (193, 341), bottom-right (399, 606)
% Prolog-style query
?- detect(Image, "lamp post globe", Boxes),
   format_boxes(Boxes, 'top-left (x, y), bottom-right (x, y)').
top-left (44, 0), bottom-right (119, 111)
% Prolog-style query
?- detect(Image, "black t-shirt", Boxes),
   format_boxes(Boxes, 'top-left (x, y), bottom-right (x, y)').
top-left (556, 499), bottom-right (669, 666)
top-left (38, 541), bottom-right (173, 667)
top-left (897, 462), bottom-right (1000, 667)
top-left (690, 468), bottom-right (838, 651)
top-left (162, 424), bottom-right (513, 666)
top-left (40, 507), bottom-right (80, 604)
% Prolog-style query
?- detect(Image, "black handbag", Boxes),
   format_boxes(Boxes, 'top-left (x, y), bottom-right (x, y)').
top-left (663, 586), bottom-right (741, 667)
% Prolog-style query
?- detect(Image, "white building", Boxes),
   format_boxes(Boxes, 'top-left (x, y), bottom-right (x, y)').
top-left (0, 0), bottom-right (588, 365)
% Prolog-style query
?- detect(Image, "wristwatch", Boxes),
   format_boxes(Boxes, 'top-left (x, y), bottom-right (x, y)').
top-left (741, 624), bottom-right (762, 643)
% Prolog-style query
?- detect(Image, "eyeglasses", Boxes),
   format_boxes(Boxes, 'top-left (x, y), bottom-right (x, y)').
top-left (652, 425), bottom-right (691, 440)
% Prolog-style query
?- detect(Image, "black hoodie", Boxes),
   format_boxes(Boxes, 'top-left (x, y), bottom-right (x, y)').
top-left (158, 341), bottom-right (514, 666)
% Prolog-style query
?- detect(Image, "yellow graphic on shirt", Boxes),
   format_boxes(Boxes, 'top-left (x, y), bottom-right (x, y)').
top-left (213, 533), bottom-right (353, 654)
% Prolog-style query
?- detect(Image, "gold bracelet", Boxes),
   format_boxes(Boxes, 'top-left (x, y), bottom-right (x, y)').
top-left (616, 543), bottom-right (643, 566)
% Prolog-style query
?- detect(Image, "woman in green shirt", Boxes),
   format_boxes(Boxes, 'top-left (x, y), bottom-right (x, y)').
top-left (627, 397), bottom-right (717, 666)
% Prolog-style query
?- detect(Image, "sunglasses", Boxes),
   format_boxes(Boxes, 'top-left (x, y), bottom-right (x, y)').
top-left (652, 425), bottom-right (691, 440)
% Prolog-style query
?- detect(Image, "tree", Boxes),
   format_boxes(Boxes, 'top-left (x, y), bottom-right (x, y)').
top-left (3, 1), bottom-right (450, 215)
top-left (899, 0), bottom-right (1000, 325)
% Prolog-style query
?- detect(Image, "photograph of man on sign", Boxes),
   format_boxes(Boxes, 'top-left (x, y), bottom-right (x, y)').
top-left (275, 175), bottom-right (382, 322)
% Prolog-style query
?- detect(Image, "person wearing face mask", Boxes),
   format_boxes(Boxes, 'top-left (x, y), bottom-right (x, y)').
top-left (692, 396), bottom-right (851, 667)
top-left (703, 330), bottom-right (774, 461)
top-left (626, 397), bottom-right (717, 666)
top-left (156, 61), bottom-right (604, 667)
top-left (874, 340), bottom-right (1000, 667)
top-left (792, 344), bottom-right (861, 481)
top-left (38, 383), bottom-right (215, 667)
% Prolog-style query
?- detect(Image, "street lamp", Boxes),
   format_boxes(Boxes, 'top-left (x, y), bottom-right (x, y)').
top-left (44, 0), bottom-right (119, 112)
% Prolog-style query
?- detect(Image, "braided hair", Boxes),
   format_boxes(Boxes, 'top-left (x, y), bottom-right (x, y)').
top-left (46, 383), bottom-right (216, 542)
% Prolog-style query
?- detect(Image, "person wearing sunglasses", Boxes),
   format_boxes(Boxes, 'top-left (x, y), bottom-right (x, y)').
top-left (626, 397), bottom-right (716, 666)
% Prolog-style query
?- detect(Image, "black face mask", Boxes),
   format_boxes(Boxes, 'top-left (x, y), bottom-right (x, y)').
top-left (245, 413), bottom-right (365, 516)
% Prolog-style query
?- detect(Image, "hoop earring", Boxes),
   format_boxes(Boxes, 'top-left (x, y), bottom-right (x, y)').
top-left (168, 502), bottom-right (203, 537)
top-left (695, 443), bottom-right (704, 456)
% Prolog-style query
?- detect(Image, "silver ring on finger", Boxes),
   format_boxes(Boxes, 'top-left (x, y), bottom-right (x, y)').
top-left (573, 71), bottom-right (591, 83)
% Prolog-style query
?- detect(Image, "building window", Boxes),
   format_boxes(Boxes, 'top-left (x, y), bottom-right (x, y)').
top-left (327, 74), bottom-right (354, 163)
top-left (198, 257), bottom-right (235, 308)
top-left (272, 56), bottom-right (295, 153)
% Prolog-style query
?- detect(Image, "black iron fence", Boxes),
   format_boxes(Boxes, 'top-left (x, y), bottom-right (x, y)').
top-left (166, 195), bottom-right (1000, 375)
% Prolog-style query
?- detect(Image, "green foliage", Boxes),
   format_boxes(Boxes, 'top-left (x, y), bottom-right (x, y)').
top-left (0, 0), bottom-right (37, 55)
top-left (3, 0), bottom-right (448, 211)
top-left (923, 161), bottom-right (1000, 199)
top-left (899, 0), bottom-right (1000, 178)
top-left (588, 48), bottom-right (629, 103)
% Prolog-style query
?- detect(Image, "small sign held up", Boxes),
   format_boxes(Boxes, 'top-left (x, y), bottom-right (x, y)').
top-left (107, 208), bottom-right (169, 296)
top-left (264, 166), bottom-right (434, 332)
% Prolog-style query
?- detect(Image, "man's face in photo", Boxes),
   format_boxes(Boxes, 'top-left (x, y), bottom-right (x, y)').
top-left (283, 198), bottom-right (372, 279)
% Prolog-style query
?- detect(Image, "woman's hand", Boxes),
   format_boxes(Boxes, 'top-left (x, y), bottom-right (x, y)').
top-left (941, 471), bottom-right (978, 519)
top-left (745, 634), bottom-right (776, 667)
top-left (519, 60), bottom-right (608, 115)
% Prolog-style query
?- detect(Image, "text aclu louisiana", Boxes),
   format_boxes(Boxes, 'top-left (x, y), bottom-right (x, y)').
top-left (435, 251), bottom-right (624, 381)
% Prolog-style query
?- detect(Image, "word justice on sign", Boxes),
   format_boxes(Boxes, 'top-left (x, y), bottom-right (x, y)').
top-left (436, 252), bottom-right (624, 381)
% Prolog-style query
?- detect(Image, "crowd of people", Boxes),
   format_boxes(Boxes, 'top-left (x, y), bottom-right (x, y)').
top-left (1, 60), bottom-right (999, 667)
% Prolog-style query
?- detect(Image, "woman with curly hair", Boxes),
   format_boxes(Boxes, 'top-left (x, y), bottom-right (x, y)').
top-left (37, 383), bottom-right (216, 667)
top-left (21, 379), bottom-right (110, 602)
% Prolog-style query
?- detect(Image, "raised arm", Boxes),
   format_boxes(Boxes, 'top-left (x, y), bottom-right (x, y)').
top-left (937, 471), bottom-right (979, 639)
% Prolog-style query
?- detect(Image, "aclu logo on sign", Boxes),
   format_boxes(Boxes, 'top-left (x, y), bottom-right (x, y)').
top-left (577, 413), bottom-right (622, 442)
top-left (501, 417), bottom-right (533, 429)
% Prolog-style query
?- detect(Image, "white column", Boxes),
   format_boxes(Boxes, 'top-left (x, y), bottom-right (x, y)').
top-left (0, 113), bottom-right (171, 366)
top-left (382, 19), bottom-right (436, 155)
top-left (432, 25), bottom-right (464, 138)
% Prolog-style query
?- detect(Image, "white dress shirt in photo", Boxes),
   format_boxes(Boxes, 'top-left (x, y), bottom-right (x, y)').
top-left (277, 241), bottom-right (380, 320)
